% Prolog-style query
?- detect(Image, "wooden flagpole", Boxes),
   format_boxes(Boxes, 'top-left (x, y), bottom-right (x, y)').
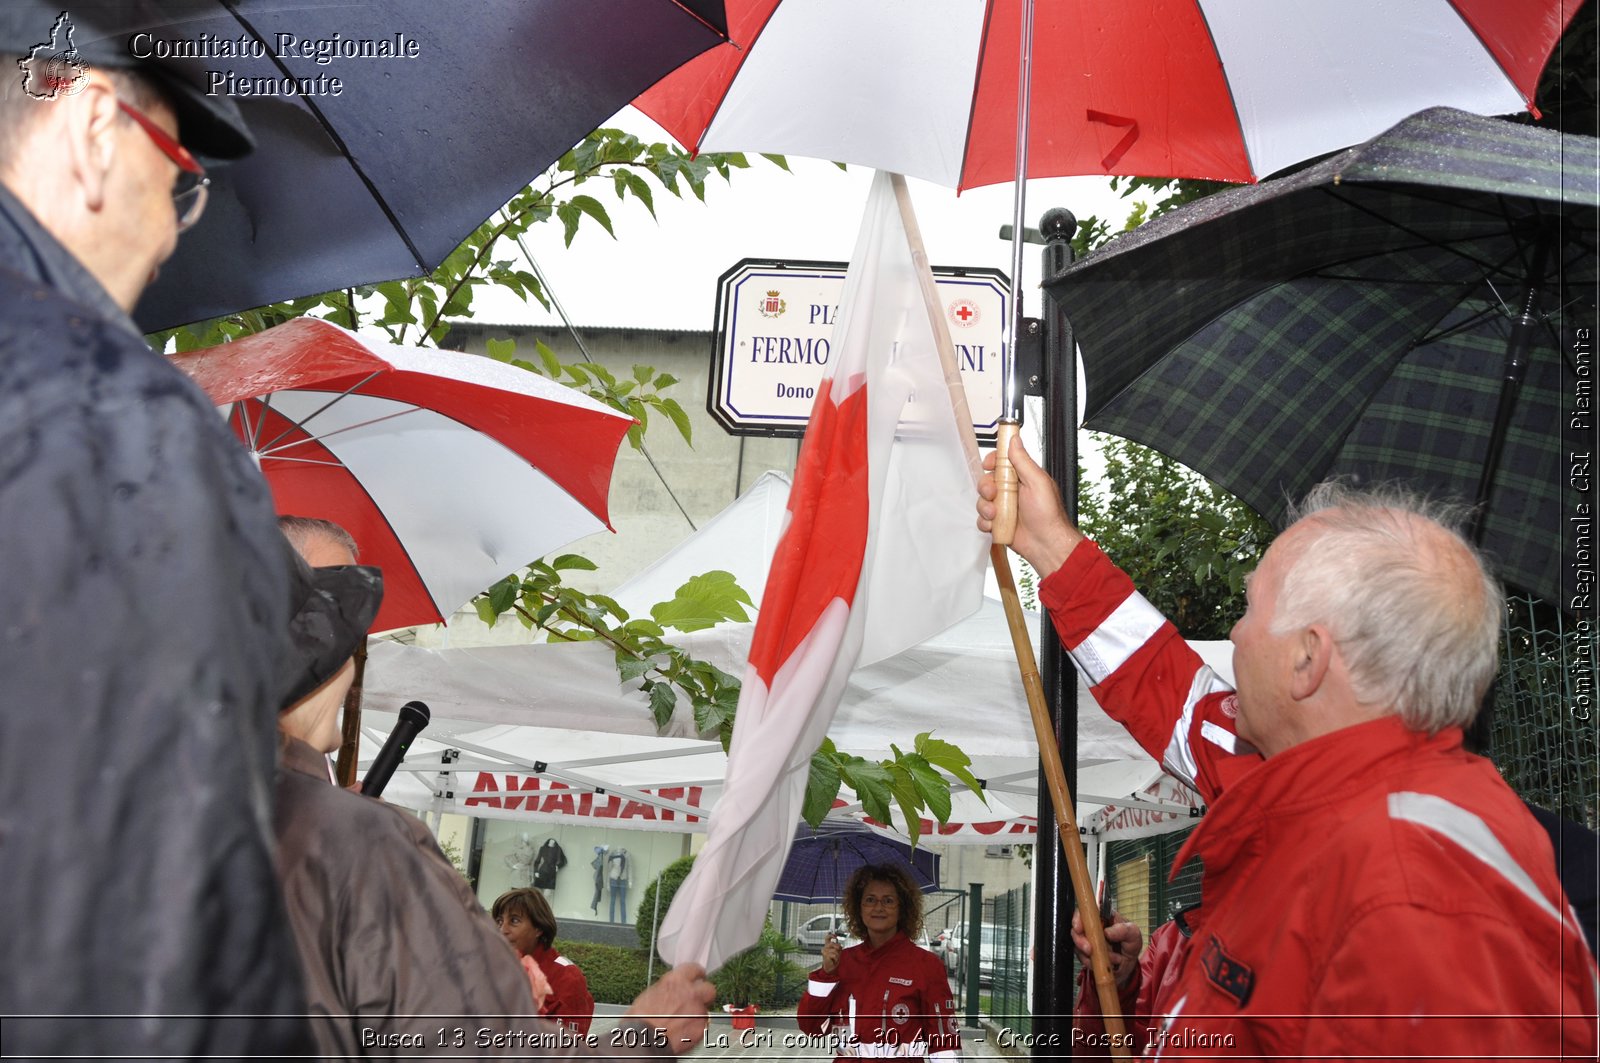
top-left (990, 541), bottom-right (1131, 1053)
top-left (889, 175), bottom-right (1131, 1055)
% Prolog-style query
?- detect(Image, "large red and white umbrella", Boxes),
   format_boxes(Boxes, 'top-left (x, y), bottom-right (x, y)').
top-left (172, 319), bottom-right (633, 633)
top-left (636, 0), bottom-right (1575, 188)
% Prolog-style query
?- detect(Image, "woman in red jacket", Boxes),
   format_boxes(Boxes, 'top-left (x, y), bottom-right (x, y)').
top-left (797, 863), bottom-right (960, 1062)
top-left (492, 888), bottom-right (596, 1034)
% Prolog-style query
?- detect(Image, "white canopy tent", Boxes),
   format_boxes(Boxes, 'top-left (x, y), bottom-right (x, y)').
top-left (357, 471), bottom-right (1226, 845)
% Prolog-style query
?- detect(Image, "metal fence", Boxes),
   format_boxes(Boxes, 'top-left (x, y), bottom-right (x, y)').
top-left (983, 885), bottom-right (1032, 1035)
top-left (1099, 828), bottom-right (1203, 936)
top-left (1490, 594), bottom-right (1598, 827)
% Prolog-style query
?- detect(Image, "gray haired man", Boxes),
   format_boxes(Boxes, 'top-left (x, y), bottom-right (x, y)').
top-left (977, 439), bottom-right (1596, 1059)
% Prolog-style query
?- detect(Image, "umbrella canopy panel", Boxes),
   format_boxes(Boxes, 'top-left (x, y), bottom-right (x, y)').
top-left (637, 0), bottom-right (1575, 188)
top-left (110, 0), bottom-right (728, 329)
top-left (773, 824), bottom-right (941, 903)
top-left (173, 319), bottom-right (634, 630)
top-left (1044, 108), bottom-right (1598, 605)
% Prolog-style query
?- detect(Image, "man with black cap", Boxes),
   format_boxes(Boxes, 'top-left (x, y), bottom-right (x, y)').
top-left (274, 517), bottom-right (719, 1057)
top-left (0, 3), bottom-right (315, 1054)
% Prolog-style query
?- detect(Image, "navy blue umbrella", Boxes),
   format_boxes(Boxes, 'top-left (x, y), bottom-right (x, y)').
top-left (35, 0), bottom-right (730, 330)
top-left (773, 823), bottom-right (940, 904)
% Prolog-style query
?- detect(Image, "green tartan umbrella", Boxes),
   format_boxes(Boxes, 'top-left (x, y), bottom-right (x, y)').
top-left (1045, 107), bottom-right (1597, 607)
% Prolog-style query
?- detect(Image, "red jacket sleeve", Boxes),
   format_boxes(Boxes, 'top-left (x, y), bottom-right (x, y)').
top-left (1072, 962), bottom-right (1142, 1058)
top-left (918, 950), bottom-right (961, 1060)
top-left (795, 962), bottom-right (841, 1036)
top-left (1040, 540), bottom-right (1260, 802)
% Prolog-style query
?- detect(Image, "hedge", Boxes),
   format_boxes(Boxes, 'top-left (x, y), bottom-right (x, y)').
top-left (635, 854), bottom-right (696, 955)
top-left (555, 939), bottom-right (652, 1005)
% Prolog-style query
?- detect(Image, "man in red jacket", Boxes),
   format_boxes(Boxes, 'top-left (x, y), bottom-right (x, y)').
top-left (978, 440), bottom-right (1597, 1059)
top-left (1071, 903), bottom-right (1202, 1058)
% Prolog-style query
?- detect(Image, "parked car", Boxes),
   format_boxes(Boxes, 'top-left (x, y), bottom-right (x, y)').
top-left (795, 913), bottom-right (854, 950)
top-left (941, 925), bottom-right (964, 975)
top-left (943, 923), bottom-right (1003, 986)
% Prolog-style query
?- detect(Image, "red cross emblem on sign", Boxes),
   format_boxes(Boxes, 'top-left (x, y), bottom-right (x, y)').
top-left (948, 299), bottom-right (980, 327)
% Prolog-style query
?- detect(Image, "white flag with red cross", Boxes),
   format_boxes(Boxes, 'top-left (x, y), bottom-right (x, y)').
top-left (656, 171), bottom-right (988, 973)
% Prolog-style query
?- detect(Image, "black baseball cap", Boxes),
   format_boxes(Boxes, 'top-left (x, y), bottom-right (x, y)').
top-left (1, 1), bottom-right (254, 159)
top-left (278, 543), bottom-right (385, 712)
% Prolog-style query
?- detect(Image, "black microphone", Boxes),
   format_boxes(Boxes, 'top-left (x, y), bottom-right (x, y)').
top-left (361, 700), bottom-right (430, 798)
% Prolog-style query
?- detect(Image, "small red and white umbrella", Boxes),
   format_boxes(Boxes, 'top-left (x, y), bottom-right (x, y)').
top-left (172, 318), bottom-right (633, 633)
top-left (636, 0), bottom-right (1575, 188)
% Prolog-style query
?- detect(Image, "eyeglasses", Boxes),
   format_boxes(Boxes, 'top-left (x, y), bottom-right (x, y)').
top-left (861, 895), bottom-right (899, 909)
top-left (117, 100), bottom-right (209, 232)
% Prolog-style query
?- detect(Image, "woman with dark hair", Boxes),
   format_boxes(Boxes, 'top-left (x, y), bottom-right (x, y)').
top-left (493, 887), bottom-right (596, 1035)
top-left (797, 863), bottom-right (961, 1062)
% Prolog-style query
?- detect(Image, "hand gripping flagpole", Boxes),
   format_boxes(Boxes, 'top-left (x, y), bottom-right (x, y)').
top-left (889, 173), bottom-right (1130, 1056)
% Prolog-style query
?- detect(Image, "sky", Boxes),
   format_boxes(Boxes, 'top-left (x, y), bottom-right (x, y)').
top-left (471, 106), bottom-right (1148, 337)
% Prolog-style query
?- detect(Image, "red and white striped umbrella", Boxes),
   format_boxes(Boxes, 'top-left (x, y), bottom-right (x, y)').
top-left (172, 319), bottom-right (633, 633)
top-left (636, 0), bottom-right (1575, 188)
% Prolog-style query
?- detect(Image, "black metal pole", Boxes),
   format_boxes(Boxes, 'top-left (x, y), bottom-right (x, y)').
top-left (1472, 222), bottom-right (1554, 542)
top-left (965, 881), bottom-right (986, 1030)
top-left (1031, 207), bottom-right (1080, 1056)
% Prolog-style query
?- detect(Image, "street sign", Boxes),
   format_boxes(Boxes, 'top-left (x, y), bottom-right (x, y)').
top-left (709, 258), bottom-right (1010, 442)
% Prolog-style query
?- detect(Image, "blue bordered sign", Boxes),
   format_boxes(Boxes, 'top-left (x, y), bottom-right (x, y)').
top-left (710, 259), bottom-right (1011, 442)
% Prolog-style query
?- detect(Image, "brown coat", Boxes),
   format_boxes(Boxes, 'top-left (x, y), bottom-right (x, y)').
top-left (275, 738), bottom-right (587, 1058)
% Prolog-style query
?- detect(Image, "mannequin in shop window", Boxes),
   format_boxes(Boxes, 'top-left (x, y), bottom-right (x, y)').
top-left (504, 833), bottom-right (537, 888)
top-left (607, 848), bottom-right (631, 922)
top-left (532, 837), bottom-right (567, 893)
top-left (591, 846), bottom-right (608, 915)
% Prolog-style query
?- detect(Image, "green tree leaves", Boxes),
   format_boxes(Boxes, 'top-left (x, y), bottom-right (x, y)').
top-left (1077, 434), bottom-right (1271, 639)
top-left (802, 733), bottom-right (986, 846)
top-left (650, 571), bottom-right (754, 632)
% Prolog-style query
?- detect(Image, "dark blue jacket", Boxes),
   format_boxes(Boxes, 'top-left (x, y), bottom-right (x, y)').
top-left (0, 184), bottom-right (312, 1056)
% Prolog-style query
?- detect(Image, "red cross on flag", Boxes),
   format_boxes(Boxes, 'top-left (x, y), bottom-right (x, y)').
top-left (656, 172), bottom-right (988, 972)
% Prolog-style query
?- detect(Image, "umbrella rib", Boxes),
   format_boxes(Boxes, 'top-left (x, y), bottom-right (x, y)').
top-left (232, 401), bottom-right (258, 454)
top-left (1325, 261), bottom-right (1528, 485)
top-left (256, 405), bottom-right (433, 458)
top-left (1416, 301), bottom-right (1503, 347)
top-left (665, 0), bottom-right (732, 41)
top-left (237, 392), bottom-right (279, 456)
top-left (1302, 235), bottom-right (1516, 289)
top-left (218, 2), bottom-right (428, 271)
top-left (247, 454), bottom-right (349, 468)
top-left (1322, 188), bottom-right (1545, 282)
top-left (253, 370), bottom-right (388, 453)
top-left (956, 0), bottom-right (1000, 190)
